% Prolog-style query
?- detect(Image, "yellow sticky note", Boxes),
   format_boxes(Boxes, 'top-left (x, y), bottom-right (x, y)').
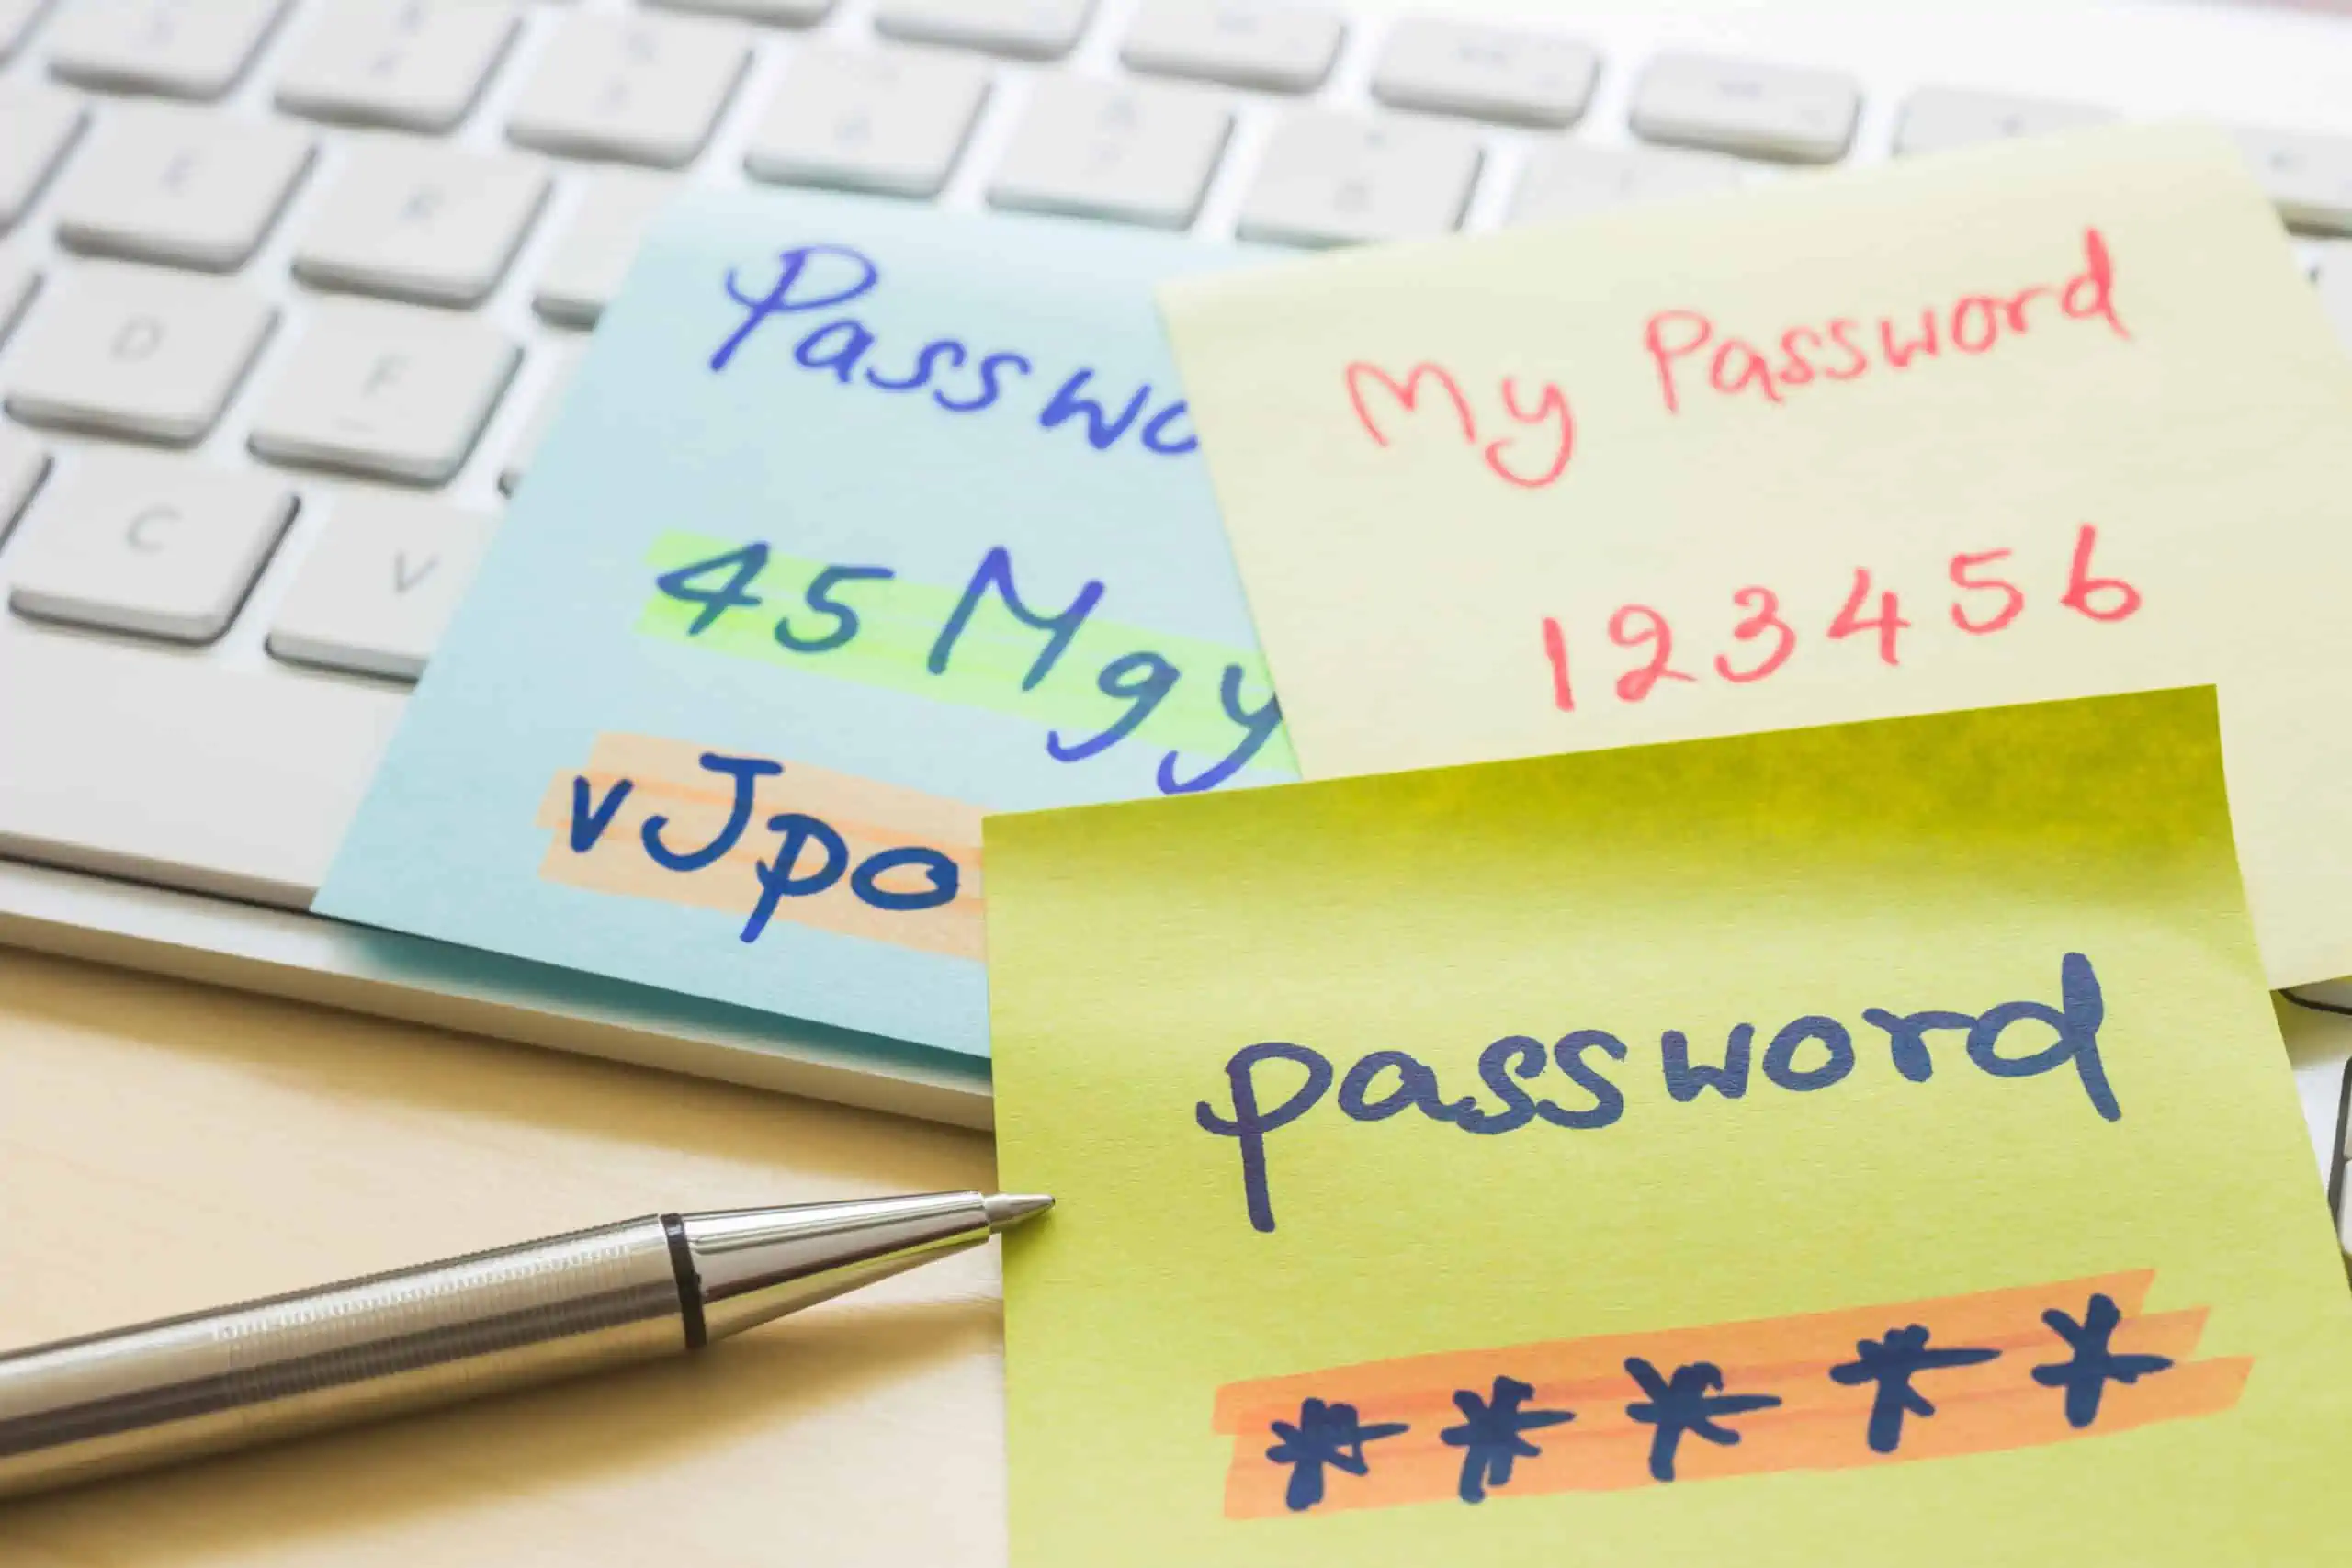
top-left (1160, 125), bottom-right (2352, 987)
top-left (990, 689), bottom-right (2351, 1566)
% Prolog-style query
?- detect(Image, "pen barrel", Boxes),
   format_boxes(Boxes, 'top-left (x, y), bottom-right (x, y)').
top-left (0, 1215), bottom-right (685, 1498)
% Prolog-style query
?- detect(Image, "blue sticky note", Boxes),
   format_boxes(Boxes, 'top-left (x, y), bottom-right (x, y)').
top-left (316, 189), bottom-right (1292, 1059)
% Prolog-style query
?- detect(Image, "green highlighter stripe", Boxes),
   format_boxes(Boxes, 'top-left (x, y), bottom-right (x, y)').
top-left (635, 531), bottom-right (1297, 773)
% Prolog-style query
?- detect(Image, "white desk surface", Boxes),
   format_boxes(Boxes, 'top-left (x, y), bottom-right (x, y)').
top-left (0, 947), bottom-right (1006, 1568)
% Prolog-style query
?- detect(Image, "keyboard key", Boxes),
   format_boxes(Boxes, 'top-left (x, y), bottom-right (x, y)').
top-left (0, 615), bottom-right (404, 906)
top-left (274, 0), bottom-right (519, 133)
top-left (1894, 87), bottom-right (2110, 157)
top-left (6, 449), bottom-right (293, 643)
top-left (507, 13), bottom-right (750, 170)
top-left (0, 82), bottom-right (85, 232)
top-left (292, 137), bottom-right (548, 308)
top-left (1510, 141), bottom-right (1745, 224)
top-left (267, 492), bottom-right (491, 680)
top-left (1237, 109), bottom-right (1480, 246)
top-left (49, 0), bottom-right (288, 101)
top-left (532, 169), bottom-right (673, 327)
top-left (1370, 17), bottom-right (1597, 128)
top-left (649, 0), bottom-right (833, 21)
top-left (248, 299), bottom-right (518, 484)
top-left (53, 103), bottom-right (312, 272)
top-left (875, 0), bottom-right (1092, 61)
top-left (989, 75), bottom-right (1229, 230)
top-left (498, 340), bottom-right (580, 495)
top-left (0, 0), bottom-right (53, 60)
top-left (0, 254), bottom-right (37, 346)
top-left (1630, 51), bottom-right (1859, 164)
top-left (0, 423), bottom-right (49, 546)
top-left (743, 43), bottom-right (987, 199)
top-left (2237, 128), bottom-right (2352, 237)
top-left (1121, 0), bottom-right (1341, 93)
top-left (4, 264), bottom-right (274, 445)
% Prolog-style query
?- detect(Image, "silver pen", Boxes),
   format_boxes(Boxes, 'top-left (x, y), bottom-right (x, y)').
top-left (0, 1189), bottom-right (1051, 1499)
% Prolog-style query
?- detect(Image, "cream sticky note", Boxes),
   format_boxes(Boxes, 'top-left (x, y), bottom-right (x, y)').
top-left (990, 689), bottom-right (2352, 1566)
top-left (1160, 125), bottom-right (2352, 987)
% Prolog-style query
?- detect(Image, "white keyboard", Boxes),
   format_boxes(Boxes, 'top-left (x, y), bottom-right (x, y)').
top-left (2, 0), bottom-right (2351, 1173)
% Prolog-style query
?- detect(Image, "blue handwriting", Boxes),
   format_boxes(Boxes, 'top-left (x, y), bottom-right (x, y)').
top-left (709, 243), bottom-right (1196, 457)
top-left (1623, 1358), bottom-right (1782, 1482)
top-left (1265, 1398), bottom-right (1410, 1513)
top-left (1441, 1376), bottom-right (1576, 1504)
top-left (2031, 1292), bottom-right (2173, 1428)
top-left (568, 750), bottom-right (961, 942)
top-left (1196, 953), bottom-right (2118, 1232)
top-left (1830, 1325), bottom-right (2002, 1453)
top-left (653, 539), bottom-right (1283, 795)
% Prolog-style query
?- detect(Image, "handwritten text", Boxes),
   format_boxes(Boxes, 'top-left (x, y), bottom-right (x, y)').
top-left (1540, 525), bottom-right (2140, 712)
top-left (710, 243), bottom-right (1195, 457)
top-left (1198, 953), bottom-right (2115, 1233)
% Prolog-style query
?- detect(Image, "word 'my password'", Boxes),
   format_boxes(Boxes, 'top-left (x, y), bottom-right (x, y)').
top-left (1198, 953), bottom-right (2115, 1231)
top-left (708, 243), bottom-right (1195, 457)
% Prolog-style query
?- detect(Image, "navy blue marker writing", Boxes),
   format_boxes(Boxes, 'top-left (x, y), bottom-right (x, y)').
top-left (1968, 952), bottom-right (2119, 1121)
top-left (1194, 954), bottom-right (2126, 1231)
top-left (1460, 1036), bottom-right (1546, 1134)
top-left (568, 776), bottom-right (634, 852)
top-left (653, 539), bottom-right (1280, 790)
top-left (1548, 1030), bottom-right (1627, 1129)
top-left (642, 752), bottom-right (781, 872)
top-left (1337, 1050), bottom-right (1476, 1124)
top-left (927, 547), bottom-right (1103, 692)
top-left (1440, 1376), bottom-right (1574, 1504)
top-left (1195, 1043), bottom-right (1333, 1234)
top-left (775, 564), bottom-right (894, 655)
top-left (741, 811), bottom-right (850, 943)
top-left (1265, 1399), bottom-right (1408, 1513)
top-left (2031, 1292), bottom-right (2172, 1427)
top-left (849, 845), bottom-right (960, 912)
top-left (1156, 666), bottom-right (1283, 795)
top-left (1861, 1008), bottom-right (1973, 1083)
top-left (1762, 1015), bottom-right (1854, 1092)
top-left (1046, 651), bottom-right (1179, 763)
top-left (1830, 1325), bottom-right (2000, 1453)
top-left (1623, 1358), bottom-right (1781, 1482)
top-left (655, 542), bottom-right (768, 636)
top-left (1662, 1024), bottom-right (1753, 1101)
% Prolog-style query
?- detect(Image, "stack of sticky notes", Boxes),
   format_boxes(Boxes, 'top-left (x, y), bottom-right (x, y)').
top-left (318, 125), bottom-right (2352, 1562)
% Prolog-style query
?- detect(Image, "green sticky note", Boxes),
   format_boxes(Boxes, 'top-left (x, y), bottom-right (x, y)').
top-left (989, 688), bottom-right (2351, 1565)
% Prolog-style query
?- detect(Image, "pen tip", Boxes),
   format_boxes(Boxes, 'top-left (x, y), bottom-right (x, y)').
top-left (984, 1193), bottom-right (1055, 1232)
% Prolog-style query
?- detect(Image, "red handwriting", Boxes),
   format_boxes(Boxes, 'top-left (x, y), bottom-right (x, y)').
top-left (1542, 615), bottom-right (1576, 710)
top-left (1644, 228), bottom-right (2129, 415)
top-left (1608, 604), bottom-right (1696, 702)
top-left (1713, 586), bottom-right (1795, 683)
top-left (1539, 525), bottom-right (2139, 714)
top-left (1346, 361), bottom-right (1474, 446)
top-left (1950, 549), bottom-right (2025, 634)
top-left (1344, 360), bottom-right (1575, 490)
